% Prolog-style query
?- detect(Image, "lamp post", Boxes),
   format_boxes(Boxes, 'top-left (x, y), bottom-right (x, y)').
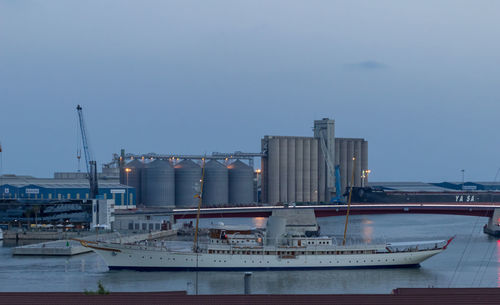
top-left (125, 168), bottom-right (131, 206)
top-left (361, 169), bottom-right (371, 187)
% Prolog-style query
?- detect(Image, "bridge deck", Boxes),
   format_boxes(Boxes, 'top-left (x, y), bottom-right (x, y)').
top-left (165, 204), bottom-right (500, 219)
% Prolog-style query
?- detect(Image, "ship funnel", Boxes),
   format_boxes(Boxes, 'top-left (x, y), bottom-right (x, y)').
top-left (266, 216), bottom-right (286, 246)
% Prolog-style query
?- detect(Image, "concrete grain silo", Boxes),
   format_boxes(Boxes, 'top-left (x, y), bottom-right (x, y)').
top-left (202, 160), bottom-right (228, 207)
top-left (302, 138), bottom-right (311, 202)
top-left (174, 159), bottom-right (202, 208)
top-left (260, 118), bottom-right (368, 205)
top-left (228, 160), bottom-right (254, 205)
top-left (268, 137), bottom-right (280, 204)
top-left (121, 159), bottom-right (144, 205)
top-left (142, 159), bottom-right (175, 207)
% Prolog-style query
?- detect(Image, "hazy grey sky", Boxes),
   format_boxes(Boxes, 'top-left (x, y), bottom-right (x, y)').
top-left (1, 0), bottom-right (499, 182)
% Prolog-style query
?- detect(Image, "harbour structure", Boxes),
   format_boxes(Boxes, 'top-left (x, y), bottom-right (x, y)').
top-left (261, 118), bottom-right (369, 204)
top-left (111, 118), bottom-right (368, 206)
top-left (0, 175), bottom-right (135, 207)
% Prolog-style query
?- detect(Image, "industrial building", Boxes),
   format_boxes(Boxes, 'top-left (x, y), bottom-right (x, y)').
top-left (113, 118), bottom-right (368, 207)
top-left (0, 175), bottom-right (135, 208)
top-left (261, 118), bottom-right (368, 204)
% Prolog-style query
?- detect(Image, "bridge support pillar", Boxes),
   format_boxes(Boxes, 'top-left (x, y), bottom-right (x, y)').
top-left (484, 208), bottom-right (500, 236)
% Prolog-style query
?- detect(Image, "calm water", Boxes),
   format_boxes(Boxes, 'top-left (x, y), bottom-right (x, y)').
top-left (0, 214), bottom-right (499, 294)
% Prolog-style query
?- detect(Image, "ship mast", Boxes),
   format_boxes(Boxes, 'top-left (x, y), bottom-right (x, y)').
top-left (193, 157), bottom-right (206, 252)
top-left (342, 156), bottom-right (356, 246)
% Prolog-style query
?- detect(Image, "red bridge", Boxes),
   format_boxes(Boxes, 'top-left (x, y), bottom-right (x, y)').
top-left (168, 203), bottom-right (500, 220)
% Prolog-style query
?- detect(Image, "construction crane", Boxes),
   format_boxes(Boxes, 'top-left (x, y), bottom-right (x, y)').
top-left (76, 105), bottom-right (99, 199)
top-left (317, 130), bottom-right (345, 204)
top-left (331, 165), bottom-right (344, 204)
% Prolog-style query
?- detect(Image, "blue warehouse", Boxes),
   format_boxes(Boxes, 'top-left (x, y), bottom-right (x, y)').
top-left (0, 175), bottom-right (136, 208)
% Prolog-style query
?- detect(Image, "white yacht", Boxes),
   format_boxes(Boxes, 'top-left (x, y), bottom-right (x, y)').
top-left (81, 209), bottom-right (452, 271)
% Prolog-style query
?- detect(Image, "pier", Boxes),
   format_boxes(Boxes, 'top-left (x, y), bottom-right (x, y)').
top-left (11, 229), bottom-right (177, 256)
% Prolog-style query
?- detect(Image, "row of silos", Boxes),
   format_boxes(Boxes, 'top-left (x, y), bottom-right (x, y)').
top-left (120, 159), bottom-right (254, 208)
top-left (261, 135), bottom-right (368, 204)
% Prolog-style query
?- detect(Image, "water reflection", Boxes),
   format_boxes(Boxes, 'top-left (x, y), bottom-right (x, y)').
top-left (361, 218), bottom-right (373, 244)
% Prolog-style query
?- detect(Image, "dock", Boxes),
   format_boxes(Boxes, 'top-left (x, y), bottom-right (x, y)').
top-left (11, 229), bottom-right (177, 256)
top-left (3, 230), bottom-right (90, 241)
top-left (12, 240), bottom-right (91, 256)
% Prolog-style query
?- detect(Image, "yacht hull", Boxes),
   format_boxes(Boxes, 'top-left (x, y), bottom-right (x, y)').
top-left (89, 244), bottom-right (442, 271)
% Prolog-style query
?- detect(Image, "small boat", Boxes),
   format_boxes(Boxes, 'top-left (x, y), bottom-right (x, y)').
top-left (0, 228), bottom-right (3, 240)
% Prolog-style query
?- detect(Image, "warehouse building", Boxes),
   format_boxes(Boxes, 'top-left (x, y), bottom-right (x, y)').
top-left (261, 118), bottom-right (368, 204)
top-left (0, 175), bottom-right (135, 208)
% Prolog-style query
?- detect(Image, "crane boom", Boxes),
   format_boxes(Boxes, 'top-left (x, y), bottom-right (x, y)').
top-left (76, 105), bottom-right (99, 199)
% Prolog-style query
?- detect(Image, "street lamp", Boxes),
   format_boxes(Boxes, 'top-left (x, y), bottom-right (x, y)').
top-left (361, 169), bottom-right (371, 187)
top-left (125, 168), bottom-right (132, 206)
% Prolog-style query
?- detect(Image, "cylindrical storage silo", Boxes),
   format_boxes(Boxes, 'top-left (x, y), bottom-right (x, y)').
top-left (261, 154), bottom-right (268, 203)
top-left (202, 160), bottom-right (228, 207)
top-left (335, 139), bottom-right (340, 165)
top-left (310, 138), bottom-right (319, 202)
top-left (228, 160), bottom-right (254, 205)
top-left (295, 138), bottom-right (304, 202)
top-left (120, 159), bottom-right (144, 205)
top-left (347, 141), bottom-right (354, 187)
top-left (362, 141), bottom-right (369, 184)
top-left (355, 140), bottom-right (362, 187)
top-left (142, 159), bottom-right (175, 207)
top-left (303, 138), bottom-right (311, 202)
top-left (340, 140), bottom-right (348, 194)
top-left (279, 138), bottom-right (288, 203)
top-left (287, 138), bottom-right (296, 202)
top-left (174, 159), bottom-right (202, 208)
top-left (268, 137), bottom-right (280, 204)
top-left (335, 139), bottom-right (341, 196)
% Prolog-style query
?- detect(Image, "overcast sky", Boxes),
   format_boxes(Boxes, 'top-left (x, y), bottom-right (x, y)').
top-left (1, 0), bottom-right (499, 182)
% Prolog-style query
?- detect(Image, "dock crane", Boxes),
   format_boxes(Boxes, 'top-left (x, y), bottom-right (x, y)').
top-left (318, 130), bottom-right (345, 204)
top-left (76, 105), bottom-right (99, 199)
